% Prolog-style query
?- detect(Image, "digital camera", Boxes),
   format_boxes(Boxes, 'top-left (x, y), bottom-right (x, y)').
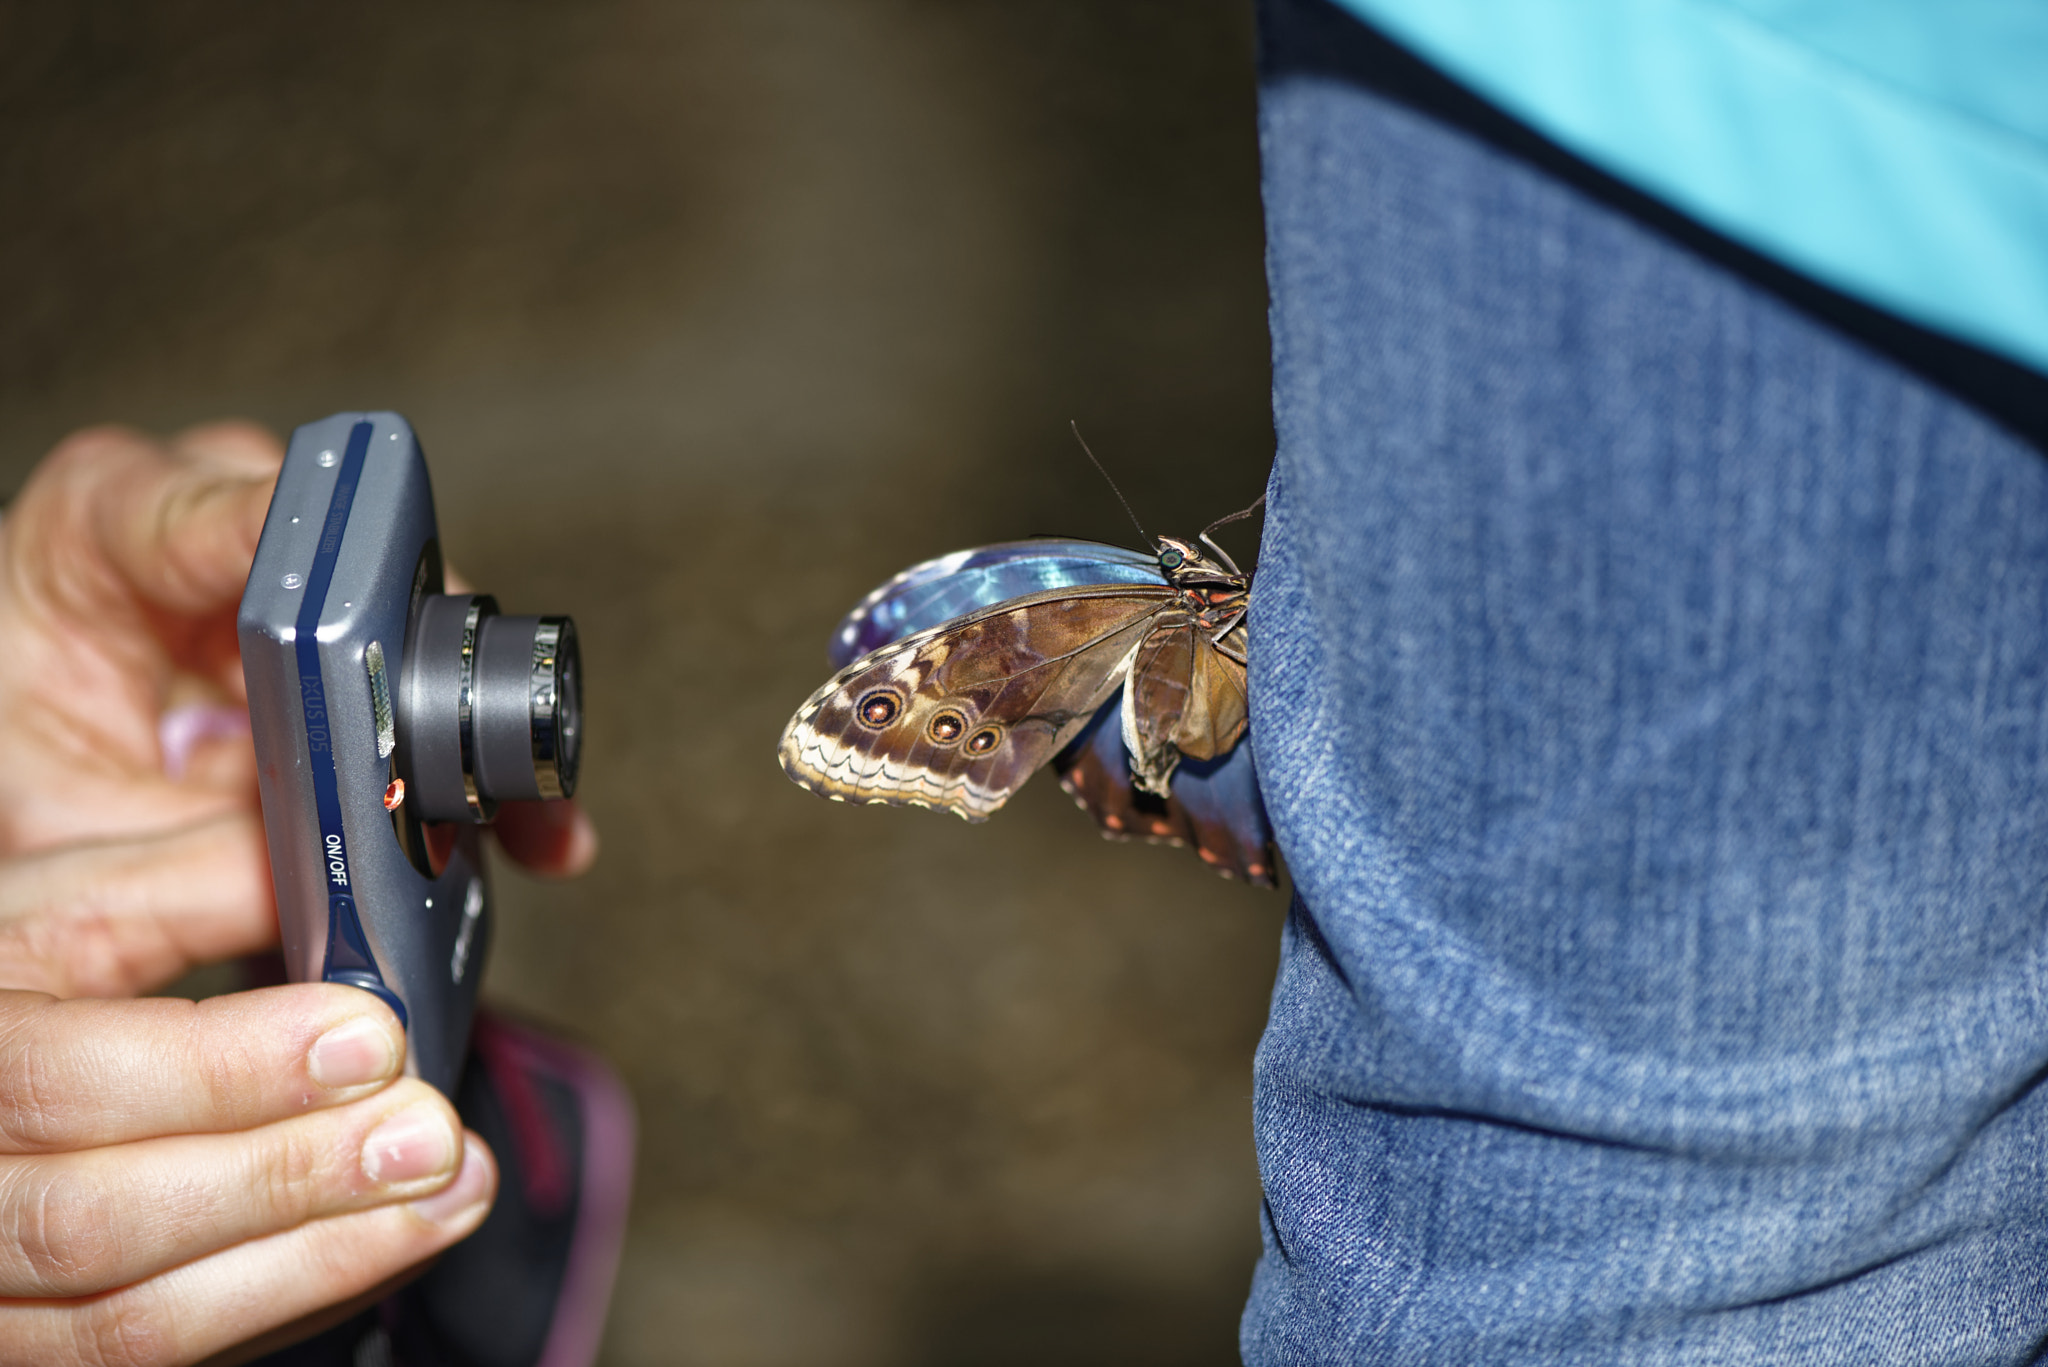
top-left (238, 412), bottom-right (582, 1094)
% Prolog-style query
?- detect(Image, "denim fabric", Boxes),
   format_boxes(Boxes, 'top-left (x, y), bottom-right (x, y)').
top-left (1244, 4), bottom-right (2048, 1363)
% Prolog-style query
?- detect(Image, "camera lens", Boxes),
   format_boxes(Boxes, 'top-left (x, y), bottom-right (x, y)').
top-left (523, 618), bottom-right (579, 799)
top-left (396, 593), bottom-right (582, 822)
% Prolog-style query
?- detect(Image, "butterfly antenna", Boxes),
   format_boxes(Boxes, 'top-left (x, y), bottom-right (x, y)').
top-left (1201, 493), bottom-right (1266, 541)
top-left (1070, 421), bottom-right (1149, 545)
top-left (1197, 492), bottom-right (1266, 571)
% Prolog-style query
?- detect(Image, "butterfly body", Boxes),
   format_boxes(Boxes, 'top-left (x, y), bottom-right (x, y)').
top-left (780, 531), bottom-right (1275, 885)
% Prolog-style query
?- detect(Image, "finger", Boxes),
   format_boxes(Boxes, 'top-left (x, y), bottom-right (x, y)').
top-left (0, 1133), bottom-right (493, 1366)
top-left (491, 799), bottom-right (599, 878)
top-left (168, 420), bottom-right (285, 478)
top-left (99, 437), bottom-right (278, 618)
top-left (0, 984), bottom-right (404, 1155)
top-left (198, 1262), bottom-right (419, 1367)
top-left (0, 814), bottom-right (276, 998)
top-left (0, 725), bottom-right (260, 863)
top-left (0, 1078), bottom-right (468, 1297)
top-left (8, 426), bottom-right (277, 625)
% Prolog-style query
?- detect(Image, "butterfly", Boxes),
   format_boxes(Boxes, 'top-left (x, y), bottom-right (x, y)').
top-left (777, 516), bottom-right (1277, 886)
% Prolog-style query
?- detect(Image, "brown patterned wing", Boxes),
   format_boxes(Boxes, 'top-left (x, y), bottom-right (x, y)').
top-left (1122, 619), bottom-right (1252, 794)
top-left (778, 584), bottom-right (1175, 820)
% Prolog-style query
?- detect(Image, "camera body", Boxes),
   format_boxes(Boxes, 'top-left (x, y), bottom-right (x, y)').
top-left (238, 413), bottom-right (580, 1094)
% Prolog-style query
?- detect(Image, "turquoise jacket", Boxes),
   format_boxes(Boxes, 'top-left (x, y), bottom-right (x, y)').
top-left (1332, 1), bottom-right (2048, 375)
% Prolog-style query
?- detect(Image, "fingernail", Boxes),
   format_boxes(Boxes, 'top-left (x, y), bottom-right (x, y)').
top-left (361, 1105), bottom-right (459, 1187)
top-left (309, 1017), bottom-right (400, 1090)
top-left (158, 703), bottom-right (251, 779)
top-left (564, 809), bottom-right (600, 874)
top-left (411, 1134), bottom-right (494, 1225)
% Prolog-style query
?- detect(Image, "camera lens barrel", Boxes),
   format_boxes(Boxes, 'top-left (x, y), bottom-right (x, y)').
top-left (396, 593), bottom-right (581, 823)
top-left (474, 612), bottom-right (580, 802)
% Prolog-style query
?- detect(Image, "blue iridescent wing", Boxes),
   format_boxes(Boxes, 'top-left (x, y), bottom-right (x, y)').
top-left (828, 540), bottom-right (1164, 668)
top-left (824, 539), bottom-right (1277, 887)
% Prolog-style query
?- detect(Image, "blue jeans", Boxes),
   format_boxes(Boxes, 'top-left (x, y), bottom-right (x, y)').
top-left (1245, 3), bottom-right (2048, 1362)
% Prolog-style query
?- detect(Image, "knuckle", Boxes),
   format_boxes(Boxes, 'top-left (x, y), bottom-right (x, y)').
top-left (35, 431), bottom-right (146, 528)
top-left (188, 1004), bottom-right (268, 1131)
top-left (40, 426), bottom-right (141, 482)
top-left (70, 1293), bottom-right (174, 1367)
top-left (0, 1031), bottom-right (66, 1152)
top-left (11, 1169), bottom-right (123, 1294)
top-left (255, 1123), bottom-right (329, 1225)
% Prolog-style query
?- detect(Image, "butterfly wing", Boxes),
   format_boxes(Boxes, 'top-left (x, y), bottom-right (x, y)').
top-left (796, 534), bottom-right (1277, 886)
top-left (1121, 619), bottom-right (1251, 794)
top-left (1057, 708), bottom-right (1277, 887)
top-left (829, 540), bottom-right (1165, 668)
top-left (1172, 742), bottom-right (1276, 886)
top-left (781, 583), bottom-right (1174, 819)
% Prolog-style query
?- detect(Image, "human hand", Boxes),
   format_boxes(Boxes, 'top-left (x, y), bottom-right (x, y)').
top-left (0, 423), bottom-right (591, 1362)
top-left (0, 985), bottom-right (493, 1364)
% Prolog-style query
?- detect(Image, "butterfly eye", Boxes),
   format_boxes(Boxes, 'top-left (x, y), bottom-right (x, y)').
top-left (927, 710), bottom-right (966, 744)
top-left (965, 725), bottom-right (1003, 755)
top-left (856, 690), bottom-right (902, 729)
top-left (1159, 548), bottom-right (1185, 571)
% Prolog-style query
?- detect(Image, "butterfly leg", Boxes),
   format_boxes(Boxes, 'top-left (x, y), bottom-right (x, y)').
top-left (1208, 610), bottom-right (1249, 667)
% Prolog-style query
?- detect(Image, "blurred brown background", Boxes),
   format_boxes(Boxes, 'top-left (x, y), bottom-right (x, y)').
top-left (0, 3), bottom-right (1279, 1362)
